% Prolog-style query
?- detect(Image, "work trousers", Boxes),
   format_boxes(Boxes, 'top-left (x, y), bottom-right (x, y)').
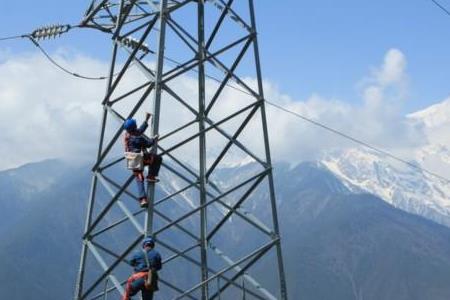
top-left (122, 272), bottom-right (154, 300)
top-left (133, 154), bottom-right (163, 199)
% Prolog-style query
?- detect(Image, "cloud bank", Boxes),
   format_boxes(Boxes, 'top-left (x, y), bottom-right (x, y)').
top-left (0, 48), bottom-right (439, 170)
top-left (0, 51), bottom-right (106, 169)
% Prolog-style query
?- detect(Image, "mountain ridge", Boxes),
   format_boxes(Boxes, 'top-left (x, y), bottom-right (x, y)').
top-left (1, 159), bottom-right (450, 299)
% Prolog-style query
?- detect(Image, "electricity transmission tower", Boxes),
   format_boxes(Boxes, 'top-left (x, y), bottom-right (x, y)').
top-left (74, 1), bottom-right (288, 299)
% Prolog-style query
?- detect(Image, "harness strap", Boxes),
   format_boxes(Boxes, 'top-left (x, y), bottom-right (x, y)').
top-left (124, 132), bottom-right (130, 152)
top-left (142, 248), bottom-right (152, 287)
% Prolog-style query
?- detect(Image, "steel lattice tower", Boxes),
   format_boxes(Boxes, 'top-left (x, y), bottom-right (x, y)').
top-left (74, 1), bottom-right (288, 299)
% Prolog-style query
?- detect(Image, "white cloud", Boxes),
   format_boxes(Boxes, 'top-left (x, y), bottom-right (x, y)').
top-left (376, 48), bottom-right (407, 86)
top-left (0, 48), bottom-right (439, 171)
top-left (257, 48), bottom-right (424, 163)
top-left (0, 51), bottom-right (110, 169)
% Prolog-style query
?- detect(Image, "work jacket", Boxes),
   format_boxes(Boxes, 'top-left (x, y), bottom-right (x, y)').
top-left (130, 248), bottom-right (162, 273)
top-left (124, 122), bottom-right (156, 153)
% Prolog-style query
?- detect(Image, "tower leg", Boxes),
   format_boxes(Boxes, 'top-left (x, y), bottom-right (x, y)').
top-left (248, 0), bottom-right (289, 298)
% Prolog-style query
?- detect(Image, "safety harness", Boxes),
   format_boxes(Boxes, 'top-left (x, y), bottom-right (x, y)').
top-left (142, 248), bottom-right (159, 292)
top-left (122, 249), bottom-right (159, 300)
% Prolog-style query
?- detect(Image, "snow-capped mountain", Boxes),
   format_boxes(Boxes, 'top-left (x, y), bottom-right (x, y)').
top-left (321, 148), bottom-right (450, 227)
top-left (321, 98), bottom-right (450, 227)
top-left (4, 159), bottom-right (450, 300)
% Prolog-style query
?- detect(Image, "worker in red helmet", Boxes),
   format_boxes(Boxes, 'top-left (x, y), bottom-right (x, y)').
top-left (123, 112), bottom-right (163, 208)
top-left (122, 237), bottom-right (162, 300)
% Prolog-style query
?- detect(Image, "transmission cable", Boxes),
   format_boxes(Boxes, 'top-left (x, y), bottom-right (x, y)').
top-left (0, 25), bottom-right (116, 80)
top-left (2, 27), bottom-right (449, 184)
top-left (146, 51), bottom-right (450, 184)
top-left (264, 100), bottom-right (450, 184)
top-left (430, 0), bottom-right (450, 16)
top-left (0, 34), bottom-right (26, 41)
top-left (27, 37), bottom-right (110, 80)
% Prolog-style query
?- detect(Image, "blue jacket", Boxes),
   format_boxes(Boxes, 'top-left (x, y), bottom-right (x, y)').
top-left (130, 248), bottom-right (162, 273)
top-left (124, 121), bottom-right (156, 153)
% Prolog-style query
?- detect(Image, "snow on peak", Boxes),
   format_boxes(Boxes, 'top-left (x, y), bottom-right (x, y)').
top-left (321, 147), bottom-right (450, 227)
top-left (408, 97), bottom-right (450, 129)
top-left (319, 97), bottom-right (450, 227)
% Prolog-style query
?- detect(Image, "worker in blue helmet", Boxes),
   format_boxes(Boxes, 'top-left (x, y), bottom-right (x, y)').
top-left (123, 119), bottom-right (138, 131)
top-left (122, 237), bottom-right (162, 300)
top-left (123, 112), bottom-right (163, 208)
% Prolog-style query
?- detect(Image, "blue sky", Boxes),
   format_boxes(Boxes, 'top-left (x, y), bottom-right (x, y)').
top-left (1, 1), bottom-right (450, 170)
top-left (1, 0), bottom-right (450, 113)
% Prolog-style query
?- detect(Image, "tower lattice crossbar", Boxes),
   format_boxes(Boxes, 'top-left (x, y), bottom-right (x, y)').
top-left (74, 1), bottom-right (288, 299)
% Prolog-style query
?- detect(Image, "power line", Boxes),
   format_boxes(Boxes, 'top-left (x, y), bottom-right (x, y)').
top-left (0, 34), bottom-right (26, 41)
top-left (28, 37), bottom-right (109, 80)
top-left (264, 100), bottom-right (450, 184)
top-left (2, 27), bottom-right (449, 184)
top-left (430, 0), bottom-right (450, 16)
top-left (147, 50), bottom-right (450, 184)
top-left (0, 26), bottom-right (113, 81)
top-left (150, 49), bottom-right (450, 184)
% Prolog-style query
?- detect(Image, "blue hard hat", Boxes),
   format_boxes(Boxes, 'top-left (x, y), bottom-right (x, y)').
top-left (123, 118), bottom-right (137, 131)
top-left (142, 237), bottom-right (155, 248)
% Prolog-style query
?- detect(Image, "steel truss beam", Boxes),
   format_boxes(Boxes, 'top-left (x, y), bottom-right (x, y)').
top-left (75, 1), bottom-right (288, 299)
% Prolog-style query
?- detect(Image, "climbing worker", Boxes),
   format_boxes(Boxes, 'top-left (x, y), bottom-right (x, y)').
top-left (122, 237), bottom-right (162, 300)
top-left (123, 113), bottom-right (163, 208)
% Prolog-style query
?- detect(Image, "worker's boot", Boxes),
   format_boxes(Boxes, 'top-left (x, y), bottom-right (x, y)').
top-left (139, 197), bottom-right (148, 208)
top-left (146, 176), bottom-right (159, 183)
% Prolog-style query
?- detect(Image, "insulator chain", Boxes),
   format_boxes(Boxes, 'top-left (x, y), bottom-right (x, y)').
top-left (206, 0), bottom-right (249, 30)
top-left (31, 24), bottom-right (72, 40)
top-left (119, 36), bottom-right (153, 55)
